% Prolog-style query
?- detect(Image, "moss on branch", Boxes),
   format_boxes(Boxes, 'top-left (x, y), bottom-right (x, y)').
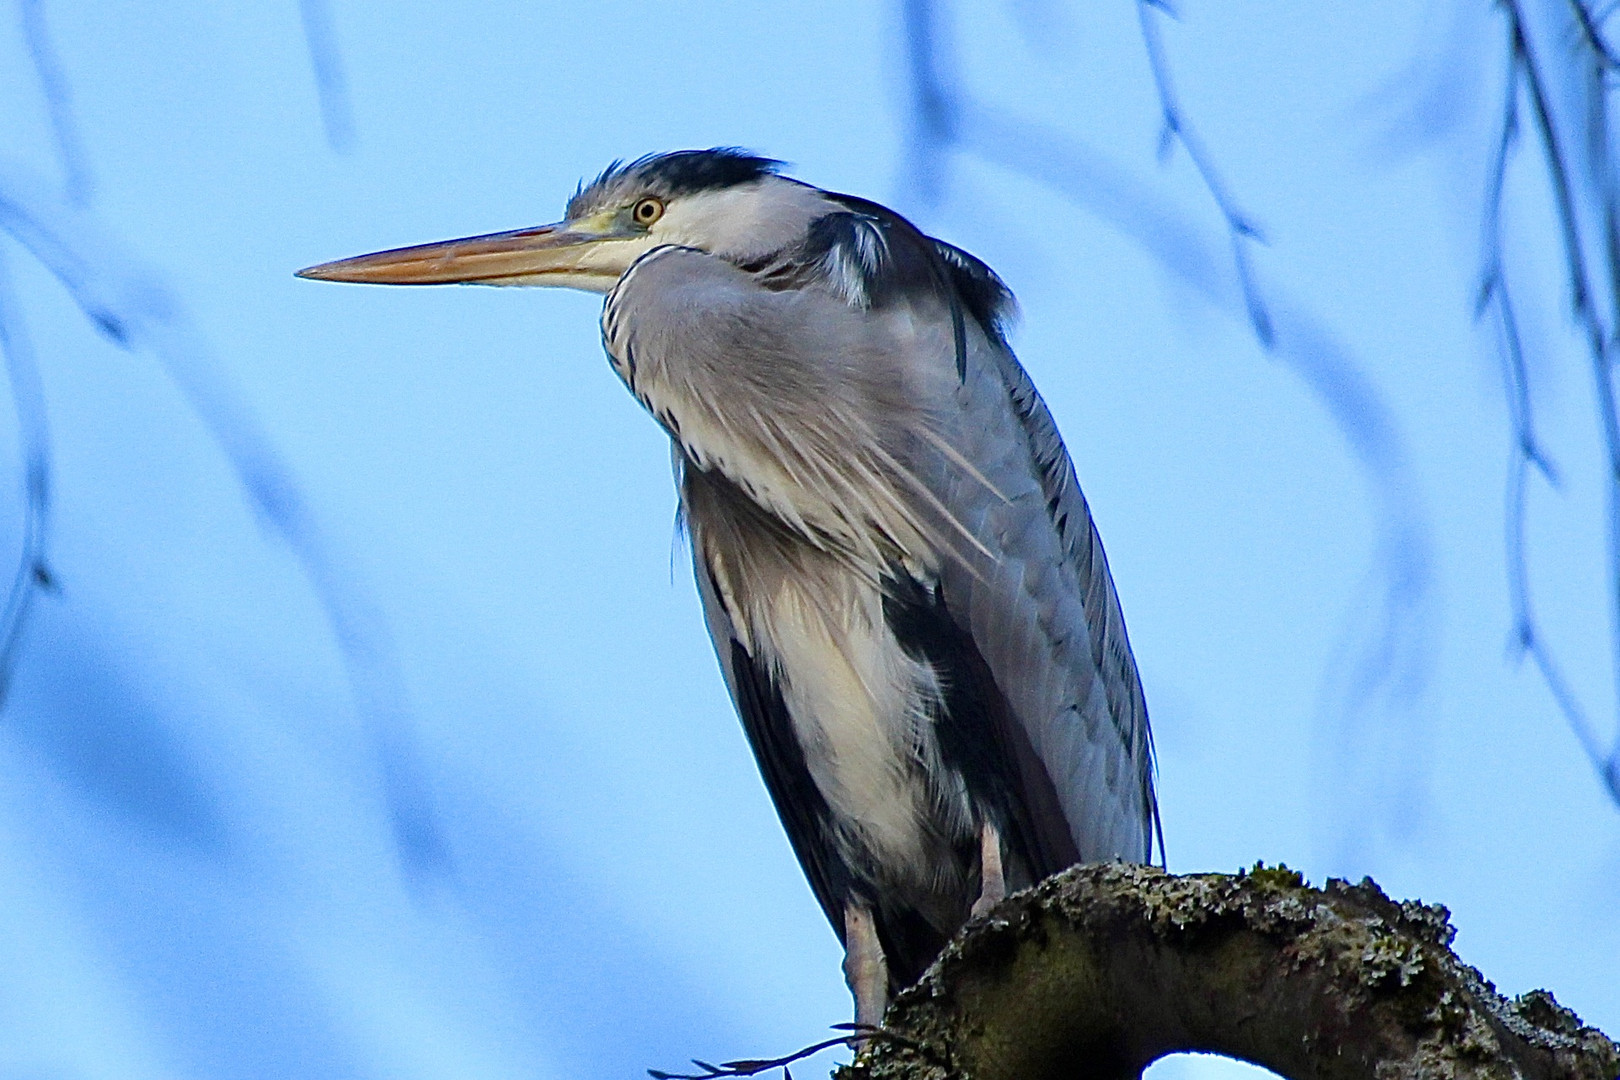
top-left (841, 864), bottom-right (1617, 1080)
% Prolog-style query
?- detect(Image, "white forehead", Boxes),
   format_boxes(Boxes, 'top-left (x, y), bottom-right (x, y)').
top-left (653, 178), bottom-right (836, 262)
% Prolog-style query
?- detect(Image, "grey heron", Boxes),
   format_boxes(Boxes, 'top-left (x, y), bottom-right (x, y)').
top-left (298, 148), bottom-right (1160, 1027)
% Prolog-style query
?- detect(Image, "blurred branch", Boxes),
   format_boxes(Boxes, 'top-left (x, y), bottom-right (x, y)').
top-left (298, 0), bottom-right (356, 152)
top-left (1493, 0), bottom-right (1620, 804)
top-left (900, 0), bottom-right (958, 205)
top-left (18, 0), bottom-right (92, 205)
top-left (898, 0), bottom-right (1437, 837)
top-left (0, 251), bottom-right (53, 699)
top-left (1568, 0), bottom-right (1620, 70)
top-left (846, 863), bottom-right (1620, 1080)
top-left (0, 161), bottom-right (446, 879)
top-left (5, 4), bottom-right (418, 860)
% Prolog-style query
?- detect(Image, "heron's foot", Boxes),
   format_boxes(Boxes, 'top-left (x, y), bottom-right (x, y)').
top-left (843, 903), bottom-right (888, 1032)
top-left (969, 821), bottom-right (1006, 918)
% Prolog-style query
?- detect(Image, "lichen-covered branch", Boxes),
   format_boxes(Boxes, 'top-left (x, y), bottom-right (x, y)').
top-left (844, 864), bottom-right (1618, 1080)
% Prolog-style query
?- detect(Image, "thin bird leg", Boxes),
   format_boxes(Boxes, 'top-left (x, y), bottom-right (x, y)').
top-left (970, 820), bottom-right (1005, 918)
top-left (842, 903), bottom-right (888, 1030)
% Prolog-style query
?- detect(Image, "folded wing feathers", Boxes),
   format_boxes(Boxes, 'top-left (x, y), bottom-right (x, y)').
top-left (917, 311), bottom-right (1159, 865)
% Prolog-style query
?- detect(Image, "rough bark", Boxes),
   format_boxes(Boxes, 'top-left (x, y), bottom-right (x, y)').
top-left (841, 863), bottom-right (1618, 1080)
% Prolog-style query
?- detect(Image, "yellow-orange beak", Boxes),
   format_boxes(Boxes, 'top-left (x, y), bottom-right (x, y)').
top-left (296, 220), bottom-right (631, 291)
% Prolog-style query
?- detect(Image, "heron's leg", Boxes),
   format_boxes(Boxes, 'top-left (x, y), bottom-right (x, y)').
top-left (970, 820), bottom-right (1005, 918)
top-left (842, 903), bottom-right (888, 1030)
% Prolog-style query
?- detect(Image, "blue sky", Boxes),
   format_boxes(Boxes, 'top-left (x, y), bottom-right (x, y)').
top-left (0, 2), bottom-right (1612, 1078)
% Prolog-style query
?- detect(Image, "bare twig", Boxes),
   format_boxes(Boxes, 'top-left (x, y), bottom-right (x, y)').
top-left (649, 1026), bottom-right (934, 1080)
top-left (649, 1033), bottom-right (858, 1080)
top-left (1478, 58), bottom-right (1559, 483)
top-left (18, 0), bottom-right (93, 204)
top-left (1476, 26), bottom-right (1606, 787)
top-left (298, 0), bottom-right (355, 152)
top-left (0, 250), bottom-right (54, 699)
top-left (1135, 0), bottom-right (1273, 346)
top-left (1506, 451), bottom-right (1608, 775)
top-left (1497, 0), bottom-right (1620, 802)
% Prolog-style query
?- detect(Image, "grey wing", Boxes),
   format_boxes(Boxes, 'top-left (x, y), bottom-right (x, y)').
top-left (932, 326), bottom-right (1161, 869)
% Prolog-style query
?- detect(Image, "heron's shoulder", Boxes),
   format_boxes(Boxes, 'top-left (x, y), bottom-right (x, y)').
top-left (726, 193), bottom-right (1015, 344)
top-left (926, 238), bottom-right (1017, 348)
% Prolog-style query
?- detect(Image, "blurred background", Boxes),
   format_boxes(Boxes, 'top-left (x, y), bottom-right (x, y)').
top-left (0, 1), bottom-right (1613, 1078)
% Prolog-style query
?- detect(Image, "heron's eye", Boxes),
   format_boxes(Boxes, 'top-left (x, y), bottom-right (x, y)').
top-left (632, 197), bottom-right (665, 226)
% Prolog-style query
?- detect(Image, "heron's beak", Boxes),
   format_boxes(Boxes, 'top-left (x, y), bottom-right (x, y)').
top-left (296, 218), bottom-right (631, 291)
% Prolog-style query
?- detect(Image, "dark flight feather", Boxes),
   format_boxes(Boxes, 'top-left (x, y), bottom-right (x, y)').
top-left (881, 573), bottom-right (1082, 882)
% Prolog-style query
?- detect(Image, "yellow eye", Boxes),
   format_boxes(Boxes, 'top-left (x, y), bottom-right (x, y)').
top-left (632, 197), bottom-right (664, 226)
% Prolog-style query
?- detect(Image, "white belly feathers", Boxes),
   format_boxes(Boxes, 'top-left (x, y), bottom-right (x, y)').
top-left (746, 558), bottom-right (959, 887)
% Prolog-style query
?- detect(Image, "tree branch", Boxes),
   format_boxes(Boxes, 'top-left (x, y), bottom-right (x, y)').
top-left (845, 863), bottom-right (1619, 1080)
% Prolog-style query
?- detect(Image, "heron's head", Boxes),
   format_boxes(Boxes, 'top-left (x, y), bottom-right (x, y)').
top-left (297, 148), bottom-right (833, 292)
